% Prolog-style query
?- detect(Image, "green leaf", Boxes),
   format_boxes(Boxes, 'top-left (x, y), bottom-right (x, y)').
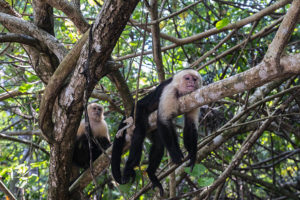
top-left (19, 83), bottom-right (33, 93)
top-left (216, 18), bottom-right (230, 29)
top-left (119, 183), bottom-right (132, 193)
top-left (185, 164), bottom-right (206, 177)
top-left (198, 177), bottom-right (214, 187)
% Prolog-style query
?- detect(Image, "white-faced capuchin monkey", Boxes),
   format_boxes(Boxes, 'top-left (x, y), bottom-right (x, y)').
top-left (111, 69), bottom-right (202, 196)
top-left (73, 103), bottom-right (110, 169)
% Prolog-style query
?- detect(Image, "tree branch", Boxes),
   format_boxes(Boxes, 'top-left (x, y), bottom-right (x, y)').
top-left (0, 133), bottom-right (49, 156)
top-left (0, 33), bottom-right (40, 48)
top-left (178, 53), bottom-right (300, 114)
top-left (42, 0), bottom-right (89, 33)
top-left (0, 12), bottom-right (67, 61)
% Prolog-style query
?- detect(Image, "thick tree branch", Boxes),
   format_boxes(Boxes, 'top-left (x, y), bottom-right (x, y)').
top-left (148, 0), bottom-right (165, 82)
top-left (0, 0), bottom-right (59, 83)
top-left (0, 33), bottom-right (40, 48)
top-left (43, 0), bottom-right (140, 199)
top-left (42, 0), bottom-right (89, 33)
top-left (0, 12), bottom-right (67, 62)
top-left (178, 54), bottom-right (300, 114)
top-left (32, 0), bottom-right (55, 36)
top-left (107, 70), bottom-right (134, 116)
top-left (179, 0), bottom-right (300, 113)
top-left (38, 30), bottom-right (89, 142)
top-left (264, 0), bottom-right (300, 69)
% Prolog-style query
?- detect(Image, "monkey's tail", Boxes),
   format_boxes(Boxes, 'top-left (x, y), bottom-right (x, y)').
top-left (111, 124), bottom-right (127, 184)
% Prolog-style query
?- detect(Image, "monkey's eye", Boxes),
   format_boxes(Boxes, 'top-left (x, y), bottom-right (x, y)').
top-left (93, 107), bottom-right (97, 110)
top-left (193, 78), bottom-right (197, 81)
top-left (185, 77), bottom-right (190, 80)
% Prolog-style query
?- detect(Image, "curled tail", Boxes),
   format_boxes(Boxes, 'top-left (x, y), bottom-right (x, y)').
top-left (111, 120), bottom-right (127, 184)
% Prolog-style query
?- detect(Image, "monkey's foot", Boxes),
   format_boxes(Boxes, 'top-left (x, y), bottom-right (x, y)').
top-left (187, 154), bottom-right (196, 171)
top-left (122, 167), bottom-right (136, 184)
top-left (169, 150), bottom-right (184, 164)
top-left (148, 172), bottom-right (164, 196)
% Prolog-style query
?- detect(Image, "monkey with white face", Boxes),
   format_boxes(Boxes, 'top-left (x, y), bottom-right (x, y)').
top-left (111, 69), bottom-right (202, 195)
top-left (73, 103), bottom-right (110, 169)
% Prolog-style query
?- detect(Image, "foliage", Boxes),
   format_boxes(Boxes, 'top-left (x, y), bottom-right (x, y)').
top-left (0, 0), bottom-right (300, 199)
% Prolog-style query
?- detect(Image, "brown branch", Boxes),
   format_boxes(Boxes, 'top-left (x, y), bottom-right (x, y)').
top-left (91, 90), bottom-right (124, 115)
top-left (0, 180), bottom-right (17, 200)
top-left (0, 12), bottom-right (67, 61)
top-left (148, 0), bottom-right (165, 82)
top-left (190, 29), bottom-right (236, 68)
top-left (38, 30), bottom-right (89, 142)
top-left (116, 0), bottom-right (291, 61)
top-left (197, 16), bottom-right (283, 70)
top-left (107, 70), bottom-right (134, 116)
top-left (179, 53), bottom-right (300, 114)
top-left (42, 0), bottom-right (89, 33)
top-left (197, 96), bottom-right (297, 199)
top-left (47, 0), bottom-right (140, 198)
top-left (0, 33), bottom-right (40, 48)
top-left (176, 0), bottom-right (291, 45)
top-left (203, 162), bottom-right (296, 199)
top-left (32, 0), bottom-right (55, 36)
top-left (1, 130), bottom-right (41, 136)
top-left (264, 0), bottom-right (300, 70)
top-left (0, 133), bottom-right (49, 156)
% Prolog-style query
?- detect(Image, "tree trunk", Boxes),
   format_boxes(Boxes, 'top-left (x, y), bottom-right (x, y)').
top-left (42, 0), bottom-right (140, 199)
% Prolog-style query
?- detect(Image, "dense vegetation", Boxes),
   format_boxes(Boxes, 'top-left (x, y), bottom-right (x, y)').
top-left (0, 0), bottom-right (299, 199)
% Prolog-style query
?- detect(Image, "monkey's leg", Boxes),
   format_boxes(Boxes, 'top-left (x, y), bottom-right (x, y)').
top-left (147, 130), bottom-right (165, 196)
top-left (157, 118), bottom-right (183, 164)
top-left (183, 115), bottom-right (198, 169)
top-left (122, 110), bottom-right (148, 184)
top-left (111, 119), bottom-right (127, 184)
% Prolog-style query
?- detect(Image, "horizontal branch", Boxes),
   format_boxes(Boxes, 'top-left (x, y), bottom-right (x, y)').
top-left (0, 33), bottom-right (39, 48)
top-left (115, 0), bottom-right (291, 61)
top-left (0, 133), bottom-right (49, 155)
top-left (0, 12), bottom-right (67, 61)
top-left (178, 53), bottom-right (300, 114)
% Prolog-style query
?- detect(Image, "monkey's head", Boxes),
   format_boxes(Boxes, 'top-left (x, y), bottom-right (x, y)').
top-left (173, 69), bottom-right (202, 96)
top-left (87, 103), bottom-right (104, 122)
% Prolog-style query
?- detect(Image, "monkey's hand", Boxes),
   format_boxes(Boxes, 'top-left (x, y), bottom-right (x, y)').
top-left (116, 117), bottom-right (134, 138)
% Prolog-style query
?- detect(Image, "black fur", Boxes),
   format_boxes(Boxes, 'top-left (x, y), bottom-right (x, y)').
top-left (111, 72), bottom-right (199, 195)
top-left (111, 117), bottom-right (128, 183)
top-left (111, 78), bottom-right (172, 184)
top-left (73, 135), bottom-right (110, 169)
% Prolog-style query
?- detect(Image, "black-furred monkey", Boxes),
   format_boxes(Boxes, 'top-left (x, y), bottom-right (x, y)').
top-left (111, 69), bottom-right (202, 195)
top-left (73, 103), bottom-right (110, 169)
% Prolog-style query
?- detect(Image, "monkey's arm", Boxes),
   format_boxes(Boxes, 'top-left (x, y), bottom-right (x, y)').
top-left (183, 109), bottom-right (199, 169)
top-left (157, 117), bottom-right (183, 164)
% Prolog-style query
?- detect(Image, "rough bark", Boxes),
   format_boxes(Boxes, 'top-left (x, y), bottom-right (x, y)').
top-left (0, 0), bottom-right (59, 83)
top-left (149, 0), bottom-right (165, 82)
top-left (107, 70), bottom-right (134, 116)
top-left (40, 0), bottom-right (140, 199)
top-left (42, 0), bottom-right (89, 33)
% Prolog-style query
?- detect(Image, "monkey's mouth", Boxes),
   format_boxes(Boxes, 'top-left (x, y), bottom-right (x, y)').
top-left (186, 86), bottom-right (196, 91)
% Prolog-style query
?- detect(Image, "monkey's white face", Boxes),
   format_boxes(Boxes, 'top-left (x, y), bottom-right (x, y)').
top-left (183, 74), bottom-right (199, 93)
top-left (88, 103), bottom-right (103, 122)
top-left (176, 71), bottom-right (201, 96)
